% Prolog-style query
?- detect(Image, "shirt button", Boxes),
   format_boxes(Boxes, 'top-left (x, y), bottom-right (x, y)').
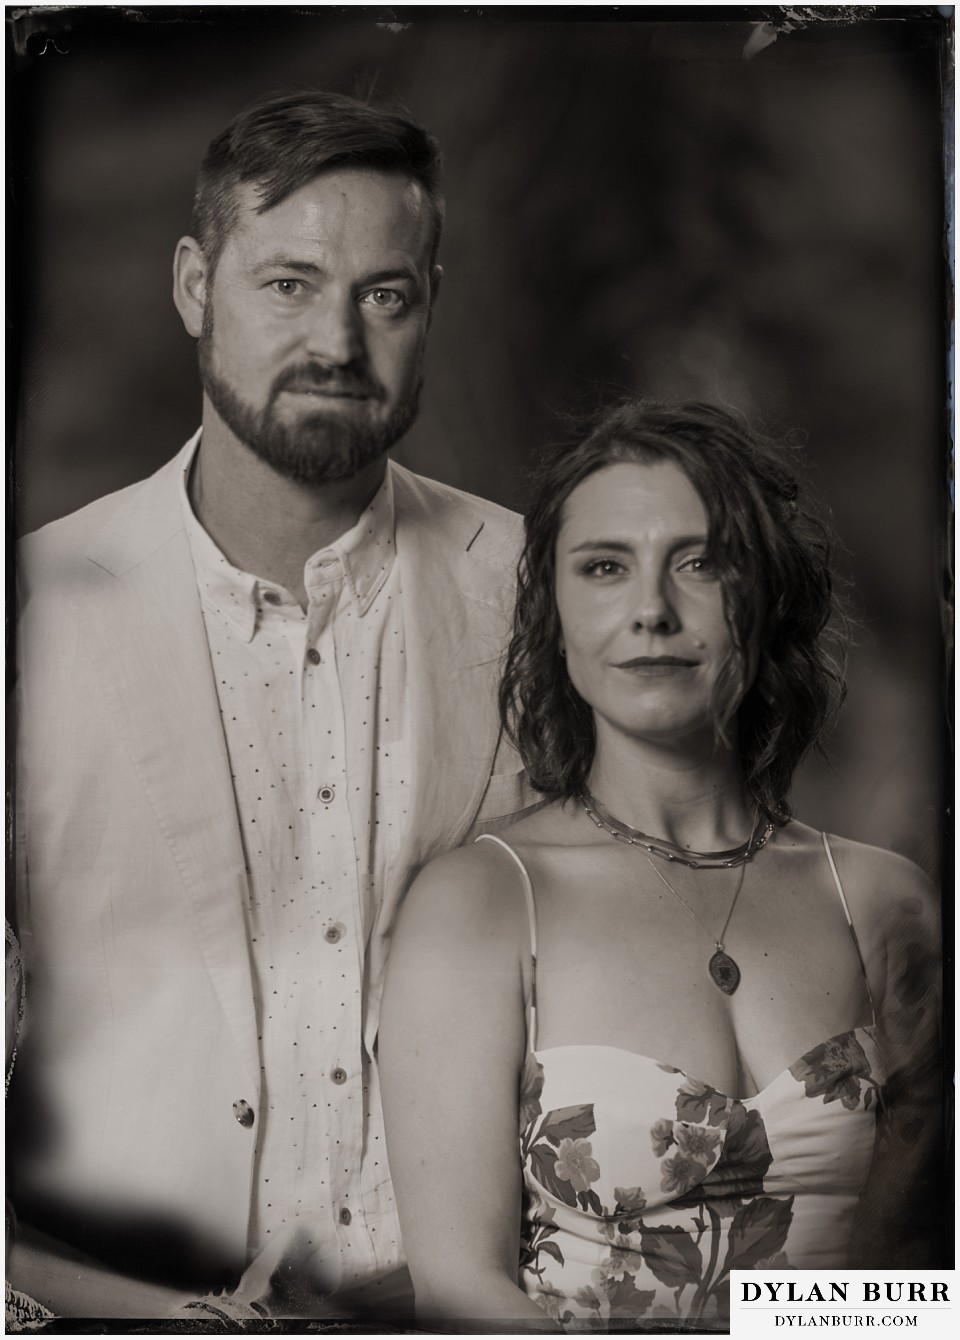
top-left (306, 648), bottom-right (321, 666)
top-left (324, 924), bottom-right (342, 944)
top-left (330, 1067), bottom-right (347, 1085)
top-left (232, 1099), bottom-right (255, 1127)
top-left (318, 784), bottom-right (335, 803)
top-left (339, 1207), bottom-right (352, 1226)
top-left (262, 591), bottom-right (281, 606)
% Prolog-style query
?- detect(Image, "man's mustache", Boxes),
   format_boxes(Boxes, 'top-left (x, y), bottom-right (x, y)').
top-left (272, 364), bottom-right (384, 400)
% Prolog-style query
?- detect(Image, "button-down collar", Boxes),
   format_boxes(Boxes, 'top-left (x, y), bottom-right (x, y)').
top-left (178, 435), bottom-right (397, 642)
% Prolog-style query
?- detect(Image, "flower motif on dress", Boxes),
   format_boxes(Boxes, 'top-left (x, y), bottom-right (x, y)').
top-left (525, 1104), bottom-right (603, 1214)
top-left (519, 1063), bottom-right (804, 1329)
top-left (573, 1284), bottom-right (602, 1312)
top-left (554, 1138), bottom-right (600, 1193)
top-left (613, 1184), bottom-right (648, 1235)
top-left (614, 1185), bottom-right (647, 1213)
top-left (661, 1153), bottom-right (707, 1196)
top-left (673, 1101), bottom-right (774, 1219)
top-left (675, 1123), bottom-right (723, 1164)
top-left (651, 1117), bottom-right (675, 1157)
top-left (789, 1031), bottom-right (876, 1112)
top-left (533, 1278), bottom-right (567, 1323)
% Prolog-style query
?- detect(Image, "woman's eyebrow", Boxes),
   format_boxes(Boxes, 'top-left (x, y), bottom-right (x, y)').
top-left (566, 539), bottom-right (634, 554)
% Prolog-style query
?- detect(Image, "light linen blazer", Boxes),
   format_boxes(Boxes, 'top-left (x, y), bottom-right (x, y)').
top-left (12, 441), bottom-right (534, 1279)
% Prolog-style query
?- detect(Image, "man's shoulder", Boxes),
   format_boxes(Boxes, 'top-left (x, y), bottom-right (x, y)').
top-left (390, 461), bottom-right (522, 543)
top-left (18, 452), bottom-right (186, 601)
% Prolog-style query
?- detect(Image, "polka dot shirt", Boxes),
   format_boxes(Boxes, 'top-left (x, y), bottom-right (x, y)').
top-left (180, 445), bottom-right (408, 1295)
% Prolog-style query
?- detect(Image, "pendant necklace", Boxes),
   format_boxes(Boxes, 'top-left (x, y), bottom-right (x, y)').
top-left (643, 854), bottom-right (746, 995)
top-left (579, 787), bottom-right (769, 995)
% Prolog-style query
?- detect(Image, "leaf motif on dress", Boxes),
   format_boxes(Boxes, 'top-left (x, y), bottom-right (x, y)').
top-left (676, 1078), bottom-right (731, 1128)
top-left (541, 1103), bottom-right (597, 1144)
top-left (578, 1187), bottom-right (604, 1217)
top-left (528, 1142), bottom-right (578, 1207)
top-left (721, 1195), bottom-right (795, 1275)
top-left (613, 1184), bottom-right (647, 1232)
top-left (605, 1273), bottom-right (657, 1319)
top-left (519, 1053), bottom-right (545, 1131)
top-left (638, 1223), bottom-right (704, 1288)
top-left (537, 1237), bottom-right (565, 1268)
top-left (789, 1031), bottom-right (874, 1111)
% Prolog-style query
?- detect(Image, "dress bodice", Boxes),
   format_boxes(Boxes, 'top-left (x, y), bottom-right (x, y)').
top-left (476, 833), bottom-right (885, 1331)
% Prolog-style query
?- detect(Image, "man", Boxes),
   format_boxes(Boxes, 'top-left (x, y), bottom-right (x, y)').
top-left (10, 91), bottom-right (533, 1320)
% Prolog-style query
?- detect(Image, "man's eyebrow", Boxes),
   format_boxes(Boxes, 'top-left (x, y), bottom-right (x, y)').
top-left (355, 266), bottom-right (420, 288)
top-left (247, 259), bottom-right (422, 287)
top-left (250, 257), bottom-right (326, 277)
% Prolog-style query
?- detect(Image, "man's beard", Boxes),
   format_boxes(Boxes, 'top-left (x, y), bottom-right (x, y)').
top-left (197, 314), bottom-right (423, 486)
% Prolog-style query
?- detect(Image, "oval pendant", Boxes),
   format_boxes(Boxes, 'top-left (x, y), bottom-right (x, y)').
top-left (708, 949), bottom-right (741, 995)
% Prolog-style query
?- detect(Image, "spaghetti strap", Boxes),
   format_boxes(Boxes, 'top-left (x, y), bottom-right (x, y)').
top-left (475, 833), bottom-right (539, 1050)
top-left (821, 832), bottom-right (877, 1025)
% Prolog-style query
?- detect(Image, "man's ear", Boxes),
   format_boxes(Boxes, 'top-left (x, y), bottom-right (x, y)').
top-left (173, 236), bottom-right (208, 338)
top-left (427, 263), bottom-right (443, 326)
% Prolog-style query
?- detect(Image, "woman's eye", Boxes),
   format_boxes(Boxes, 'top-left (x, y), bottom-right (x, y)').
top-left (677, 554), bottom-right (715, 575)
top-left (583, 559), bottom-right (625, 578)
top-left (360, 288), bottom-right (405, 311)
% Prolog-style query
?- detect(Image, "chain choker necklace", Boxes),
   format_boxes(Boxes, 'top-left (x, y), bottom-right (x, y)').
top-left (579, 786), bottom-right (774, 870)
top-left (579, 786), bottom-right (773, 995)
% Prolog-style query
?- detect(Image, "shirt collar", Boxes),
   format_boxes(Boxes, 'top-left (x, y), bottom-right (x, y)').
top-left (178, 433), bottom-right (397, 642)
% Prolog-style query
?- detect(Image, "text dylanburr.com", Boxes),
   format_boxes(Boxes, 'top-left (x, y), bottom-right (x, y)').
top-left (730, 1272), bottom-right (955, 1337)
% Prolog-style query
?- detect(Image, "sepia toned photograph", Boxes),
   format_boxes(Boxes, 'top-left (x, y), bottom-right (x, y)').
top-left (7, 5), bottom-right (952, 1333)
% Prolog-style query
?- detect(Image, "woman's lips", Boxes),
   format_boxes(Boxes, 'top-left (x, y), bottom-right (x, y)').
top-left (614, 656), bottom-right (699, 676)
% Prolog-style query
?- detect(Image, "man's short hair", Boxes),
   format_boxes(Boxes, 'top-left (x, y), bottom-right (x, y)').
top-left (191, 90), bottom-right (444, 273)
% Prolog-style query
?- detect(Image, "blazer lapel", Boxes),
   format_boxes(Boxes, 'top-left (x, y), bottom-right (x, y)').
top-left (85, 453), bottom-right (260, 1091)
top-left (362, 466), bottom-right (516, 1050)
top-left (393, 466), bottom-right (513, 877)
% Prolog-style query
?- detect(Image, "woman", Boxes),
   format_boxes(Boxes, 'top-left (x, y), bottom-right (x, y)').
top-left (379, 401), bottom-right (940, 1331)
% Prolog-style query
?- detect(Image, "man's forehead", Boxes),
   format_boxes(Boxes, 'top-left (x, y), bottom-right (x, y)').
top-left (231, 169), bottom-right (429, 238)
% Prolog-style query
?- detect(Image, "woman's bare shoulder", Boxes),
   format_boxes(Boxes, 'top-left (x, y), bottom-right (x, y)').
top-left (822, 831), bottom-right (935, 908)
top-left (395, 829), bottom-right (541, 960)
top-left (480, 796), bottom-right (586, 853)
top-left (786, 821), bottom-right (939, 944)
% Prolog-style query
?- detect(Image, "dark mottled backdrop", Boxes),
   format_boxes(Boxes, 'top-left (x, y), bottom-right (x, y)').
top-left (9, 6), bottom-right (951, 879)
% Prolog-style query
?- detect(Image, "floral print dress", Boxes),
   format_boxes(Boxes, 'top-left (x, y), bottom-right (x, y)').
top-left (476, 834), bottom-right (885, 1332)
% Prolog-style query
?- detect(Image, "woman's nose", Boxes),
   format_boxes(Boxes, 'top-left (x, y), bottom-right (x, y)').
top-left (631, 575), bottom-right (679, 633)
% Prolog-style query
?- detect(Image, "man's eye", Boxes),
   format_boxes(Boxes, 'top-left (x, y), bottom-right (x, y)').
top-left (360, 288), bottom-right (405, 311)
top-left (270, 279), bottom-right (305, 298)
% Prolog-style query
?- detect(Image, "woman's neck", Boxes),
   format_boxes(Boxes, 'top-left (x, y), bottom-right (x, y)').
top-left (586, 731), bottom-right (754, 853)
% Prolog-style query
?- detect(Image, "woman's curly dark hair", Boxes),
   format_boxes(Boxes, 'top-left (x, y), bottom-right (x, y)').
top-left (499, 399), bottom-right (848, 824)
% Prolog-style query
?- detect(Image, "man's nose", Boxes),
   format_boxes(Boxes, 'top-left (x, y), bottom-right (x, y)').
top-left (304, 293), bottom-right (364, 366)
